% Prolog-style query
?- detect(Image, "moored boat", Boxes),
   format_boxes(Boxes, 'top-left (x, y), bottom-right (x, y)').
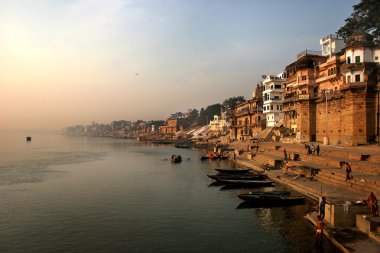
top-left (215, 168), bottom-right (251, 174)
top-left (175, 142), bottom-right (190, 148)
top-left (217, 179), bottom-right (274, 186)
top-left (238, 194), bottom-right (305, 205)
top-left (200, 156), bottom-right (209, 160)
top-left (207, 174), bottom-right (267, 181)
top-left (238, 190), bottom-right (291, 199)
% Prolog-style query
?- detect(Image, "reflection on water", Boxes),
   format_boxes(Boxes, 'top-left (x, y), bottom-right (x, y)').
top-left (0, 133), bottom-right (337, 253)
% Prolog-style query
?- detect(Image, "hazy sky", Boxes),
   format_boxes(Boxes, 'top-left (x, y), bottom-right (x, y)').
top-left (1, 0), bottom-right (358, 130)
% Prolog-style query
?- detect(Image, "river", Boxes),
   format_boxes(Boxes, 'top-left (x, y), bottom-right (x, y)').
top-left (0, 133), bottom-right (337, 253)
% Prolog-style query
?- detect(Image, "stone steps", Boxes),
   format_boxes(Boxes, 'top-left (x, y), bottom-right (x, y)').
top-left (315, 171), bottom-right (379, 196)
top-left (259, 146), bottom-right (380, 175)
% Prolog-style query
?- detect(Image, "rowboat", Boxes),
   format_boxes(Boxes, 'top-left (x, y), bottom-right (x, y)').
top-left (217, 179), bottom-right (274, 186)
top-left (238, 194), bottom-right (305, 205)
top-left (215, 168), bottom-right (251, 174)
top-left (238, 190), bottom-right (291, 198)
top-left (207, 174), bottom-right (267, 181)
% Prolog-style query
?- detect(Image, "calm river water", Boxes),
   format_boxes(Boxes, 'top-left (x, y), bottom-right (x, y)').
top-left (0, 133), bottom-right (337, 253)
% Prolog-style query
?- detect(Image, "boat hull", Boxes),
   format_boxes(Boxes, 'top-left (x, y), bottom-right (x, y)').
top-left (238, 195), bottom-right (305, 205)
top-left (215, 168), bottom-right (251, 174)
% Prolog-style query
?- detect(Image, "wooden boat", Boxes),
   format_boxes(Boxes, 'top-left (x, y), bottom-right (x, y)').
top-left (237, 194), bottom-right (305, 205)
top-left (207, 174), bottom-right (267, 181)
top-left (238, 190), bottom-right (291, 199)
top-left (171, 155), bottom-right (182, 163)
top-left (215, 168), bottom-right (251, 174)
top-left (152, 139), bottom-right (174, 144)
top-left (26, 136), bottom-right (32, 141)
top-left (217, 179), bottom-right (274, 186)
top-left (200, 156), bottom-right (209, 161)
top-left (175, 142), bottom-right (190, 148)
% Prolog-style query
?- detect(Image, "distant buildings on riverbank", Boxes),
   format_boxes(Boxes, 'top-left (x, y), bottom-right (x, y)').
top-left (65, 32), bottom-right (379, 146)
top-left (230, 32), bottom-right (380, 146)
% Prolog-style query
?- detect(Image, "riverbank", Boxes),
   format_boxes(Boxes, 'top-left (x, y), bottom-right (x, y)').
top-left (230, 140), bottom-right (380, 253)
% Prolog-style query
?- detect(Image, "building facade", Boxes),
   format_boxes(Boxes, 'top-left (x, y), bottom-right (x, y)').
top-left (230, 84), bottom-right (265, 140)
top-left (262, 74), bottom-right (286, 127)
top-left (282, 33), bottom-right (380, 145)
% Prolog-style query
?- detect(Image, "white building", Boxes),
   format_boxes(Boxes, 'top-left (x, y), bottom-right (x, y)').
top-left (209, 115), bottom-right (227, 132)
top-left (342, 33), bottom-right (380, 84)
top-left (320, 34), bottom-right (345, 59)
top-left (262, 74), bottom-right (286, 127)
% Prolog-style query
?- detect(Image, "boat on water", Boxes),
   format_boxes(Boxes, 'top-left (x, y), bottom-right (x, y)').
top-left (200, 156), bottom-right (209, 161)
top-left (175, 142), bottom-right (191, 148)
top-left (26, 136), bottom-right (32, 141)
top-left (152, 139), bottom-right (174, 144)
top-left (217, 179), bottom-right (274, 186)
top-left (207, 173), bottom-right (267, 181)
top-left (238, 190), bottom-right (291, 198)
top-left (238, 194), bottom-right (305, 205)
top-left (215, 168), bottom-right (251, 174)
top-left (171, 155), bottom-right (182, 163)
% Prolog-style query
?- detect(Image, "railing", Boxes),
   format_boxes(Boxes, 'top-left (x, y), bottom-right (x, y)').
top-left (297, 50), bottom-right (322, 59)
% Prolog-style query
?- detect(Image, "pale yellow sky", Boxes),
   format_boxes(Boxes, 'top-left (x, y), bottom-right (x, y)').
top-left (0, 0), bottom-right (356, 130)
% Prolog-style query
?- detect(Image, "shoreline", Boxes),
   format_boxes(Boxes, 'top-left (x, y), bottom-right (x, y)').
top-left (231, 141), bottom-right (380, 253)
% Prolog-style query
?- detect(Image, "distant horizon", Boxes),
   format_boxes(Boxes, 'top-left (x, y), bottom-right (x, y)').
top-left (1, 0), bottom-right (358, 131)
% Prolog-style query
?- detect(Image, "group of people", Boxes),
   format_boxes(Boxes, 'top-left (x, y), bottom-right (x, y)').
top-left (305, 143), bottom-right (320, 156)
top-left (315, 192), bottom-right (379, 241)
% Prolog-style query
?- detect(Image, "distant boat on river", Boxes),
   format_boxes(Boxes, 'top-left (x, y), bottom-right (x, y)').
top-left (26, 136), bottom-right (32, 141)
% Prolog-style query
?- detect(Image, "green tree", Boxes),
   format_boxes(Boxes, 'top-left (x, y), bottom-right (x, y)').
top-left (337, 0), bottom-right (380, 42)
top-left (198, 104), bottom-right (221, 125)
top-left (222, 96), bottom-right (246, 110)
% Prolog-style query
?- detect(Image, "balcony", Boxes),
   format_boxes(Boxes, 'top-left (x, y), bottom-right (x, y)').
top-left (340, 62), bottom-right (377, 74)
top-left (316, 73), bottom-right (338, 82)
top-left (341, 82), bottom-right (367, 90)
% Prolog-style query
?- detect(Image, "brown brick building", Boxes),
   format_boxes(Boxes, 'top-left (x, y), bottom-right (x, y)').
top-left (283, 33), bottom-right (380, 146)
top-left (230, 84), bottom-right (266, 140)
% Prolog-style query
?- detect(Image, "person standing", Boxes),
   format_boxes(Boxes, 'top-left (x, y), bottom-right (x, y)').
top-left (345, 161), bottom-right (352, 181)
top-left (311, 144), bottom-right (315, 155)
top-left (315, 215), bottom-right (324, 240)
top-left (319, 196), bottom-right (328, 220)
top-left (367, 192), bottom-right (378, 216)
top-left (284, 149), bottom-right (288, 161)
top-left (316, 144), bottom-right (320, 156)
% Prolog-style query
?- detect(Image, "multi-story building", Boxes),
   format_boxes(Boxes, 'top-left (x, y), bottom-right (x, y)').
top-left (282, 32), bottom-right (380, 145)
top-left (283, 50), bottom-right (326, 142)
top-left (209, 115), bottom-right (228, 133)
top-left (230, 84), bottom-right (265, 141)
top-left (262, 74), bottom-right (286, 127)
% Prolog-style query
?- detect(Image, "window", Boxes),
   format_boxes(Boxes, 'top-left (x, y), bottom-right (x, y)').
top-left (270, 85), bottom-right (274, 89)
top-left (355, 56), bottom-right (360, 63)
top-left (275, 85), bottom-right (282, 89)
top-left (271, 105), bottom-right (273, 110)
top-left (355, 74), bottom-right (360, 82)
top-left (302, 76), bottom-right (307, 80)
top-left (375, 56), bottom-right (379, 61)
top-left (347, 57), bottom-right (351, 64)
